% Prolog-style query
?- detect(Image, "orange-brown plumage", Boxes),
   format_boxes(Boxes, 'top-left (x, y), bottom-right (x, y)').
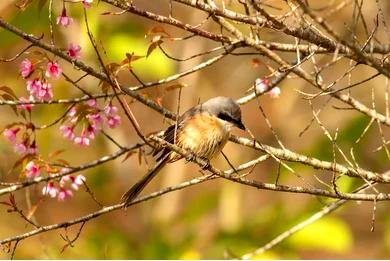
top-left (168, 113), bottom-right (231, 162)
top-left (121, 97), bottom-right (245, 207)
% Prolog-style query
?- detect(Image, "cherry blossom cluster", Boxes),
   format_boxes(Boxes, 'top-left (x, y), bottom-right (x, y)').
top-left (19, 151), bottom-right (87, 201)
top-left (1, 0), bottom-right (97, 203)
top-left (42, 174), bottom-right (86, 201)
top-left (22, 158), bottom-right (87, 201)
top-left (3, 126), bottom-right (38, 155)
top-left (255, 78), bottom-right (281, 98)
top-left (18, 0), bottom-right (89, 102)
top-left (19, 59), bottom-right (61, 102)
top-left (19, 46), bottom-right (81, 104)
top-left (60, 99), bottom-right (121, 146)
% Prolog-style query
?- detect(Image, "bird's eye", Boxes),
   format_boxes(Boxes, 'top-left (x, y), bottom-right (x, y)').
top-left (217, 112), bottom-right (230, 121)
top-left (217, 112), bottom-right (243, 129)
top-left (217, 112), bottom-right (232, 122)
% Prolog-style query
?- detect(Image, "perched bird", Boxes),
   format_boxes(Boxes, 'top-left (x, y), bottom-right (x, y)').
top-left (121, 96), bottom-right (245, 207)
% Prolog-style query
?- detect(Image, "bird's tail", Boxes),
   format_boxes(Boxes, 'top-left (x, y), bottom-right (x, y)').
top-left (121, 154), bottom-right (169, 208)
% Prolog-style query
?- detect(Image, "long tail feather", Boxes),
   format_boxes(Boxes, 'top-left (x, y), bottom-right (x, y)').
top-left (121, 155), bottom-right (169, 208)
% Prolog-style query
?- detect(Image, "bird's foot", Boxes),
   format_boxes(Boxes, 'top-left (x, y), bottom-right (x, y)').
top-left (185, 152), bottom-right (210, 169)
top-left (199, 157), bottom-right (210, 170)
top-left (185, 151), bottom-right (197, 162)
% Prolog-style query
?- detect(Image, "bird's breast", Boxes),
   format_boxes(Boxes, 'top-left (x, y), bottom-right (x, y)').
top-left (176, 113), bottom-right (230, 159)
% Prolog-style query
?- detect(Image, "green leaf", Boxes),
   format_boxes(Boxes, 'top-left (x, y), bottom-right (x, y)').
top-left (287, 217), bottom-right (353, 253)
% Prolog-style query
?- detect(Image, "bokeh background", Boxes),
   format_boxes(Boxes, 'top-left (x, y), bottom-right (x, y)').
top-left (1, 0), bottom-right (390, 259)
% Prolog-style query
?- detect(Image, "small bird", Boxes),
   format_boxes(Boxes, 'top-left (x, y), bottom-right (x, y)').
top-left (121, 96), bottom-right (245, 207)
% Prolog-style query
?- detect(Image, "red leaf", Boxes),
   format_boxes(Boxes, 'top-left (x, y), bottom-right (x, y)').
top-left (146, 40), bottom-right (163, 57)
top-left (106, 62), bottom-right (121, 73)
top-left (48, 149), bottom-right (65, 159)
top-left (54, 159), bottom-right (70, 166)
top-left (101, 81), bottom-right (111, 95)
top-left (0, 86), bottom-right (17, 99)
top-left (146, 26), bottom-right (171, 37)
top-left (165, 83), bottom-right (188, 91)
top-left (121, 150), bottom-right (136, 163)
top-left (155, 96), bottom-right (163, 106)
top-left (122, 53), bottom-right (144, 64)
top-left (10, 154), bottom-right (34, 174)
top-left (15, 0), bottom-right (33, 9)
top-left (27, 204), bottom-right (38, 219)
top-left (138, 148), bottom-right (142, 166)
top-left (121, 53), bottom-right (145, 71)
top-left (251, 58), bottom-right (263, 68)
top-left (0, 201), bottom-right (12, 207)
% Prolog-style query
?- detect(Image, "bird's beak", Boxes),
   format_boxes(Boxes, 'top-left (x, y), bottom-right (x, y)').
top-left (236, 121), bottom-right (246, 130)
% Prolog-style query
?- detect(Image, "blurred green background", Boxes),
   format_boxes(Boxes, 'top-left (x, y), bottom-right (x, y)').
top-left (0, 0), bottom-right (390, 259)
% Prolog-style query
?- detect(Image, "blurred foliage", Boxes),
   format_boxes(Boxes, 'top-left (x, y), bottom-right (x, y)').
top-left (287, 217), bottom-right (353, 253)
top-left (106, 34), bottom-right (174, 78)
top-left (0, 0), bottom-right (390, 259)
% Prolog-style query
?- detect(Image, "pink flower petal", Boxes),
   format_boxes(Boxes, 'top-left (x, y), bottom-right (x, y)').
top-left (20, 59), bottom-right (34, 78)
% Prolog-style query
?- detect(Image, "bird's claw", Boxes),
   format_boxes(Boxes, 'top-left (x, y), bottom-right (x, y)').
top-left (185, 151), bottom-right (197, 162)
top-left (199, 157), bottom-right (210, 170)
top-left (185, 153), bottom-right (210, 169)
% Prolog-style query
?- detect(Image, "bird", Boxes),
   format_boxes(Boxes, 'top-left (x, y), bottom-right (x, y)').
top-left (121, 96), bottom-right (245, 207)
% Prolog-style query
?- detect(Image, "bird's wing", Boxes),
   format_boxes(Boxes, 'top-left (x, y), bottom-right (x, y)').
top-left (152, 105), bottom-right (202, 161)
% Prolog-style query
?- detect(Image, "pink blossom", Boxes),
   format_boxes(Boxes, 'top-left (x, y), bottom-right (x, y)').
top-left (85, 125), bottom-right (96, 139)
top-left (107, 115), bottom-right (121, 128)
top-left (37, 82), bottom-right (53, 101)
top-left (60, 175), bottom-right (71, 187)
top-left (20, 59), bottom-right (34, 78)
top-left (269, 87), bottom-right (281, 98)
top-left (104, 103), bottom-right (121, 128)
top-left (3, 128), bottom-right (19, 143)
top-left (57, 8), bottom-right (73, 27)
top-left (14, 143), bottom-right (27, 154)
top-left (42, 182), bottom-right (58, 198)
top-left (74, 131), bottom-right (90, 146)
top-left (87, 113), bottom-right (103, 130)
top-left (255, 78), bottom-right (269, 93)
top-left (67, 107), bottom-right (78, 123)
top-left (68, 107), bottom-right (77, 117)
top-left (25, 161), bottom-right (40, 178)
top-left (58, 188), bottom-right (73, 201)
top-left (104, 104), bottom-right (118, 116)
top-left (26, 78), bottom-right (42, 96)
top-left (27, 79), bottom-right (53, 101)
top-left (87, 99), bottom-right (97, 107)
top-left (17, 97), bottom-right (34, 112)
top-left (71, 175), bottom-right (86, 190)
top-left (60, 125), bottom-right (75, 140)
top-left (27, 142), bottom-right (38, 155)
top-left (82, 0), bottom-right (93, 8)
top-left (67, 43), bottom-right (81, 58)
top-left (45, 61), bottom-right (62, 79)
